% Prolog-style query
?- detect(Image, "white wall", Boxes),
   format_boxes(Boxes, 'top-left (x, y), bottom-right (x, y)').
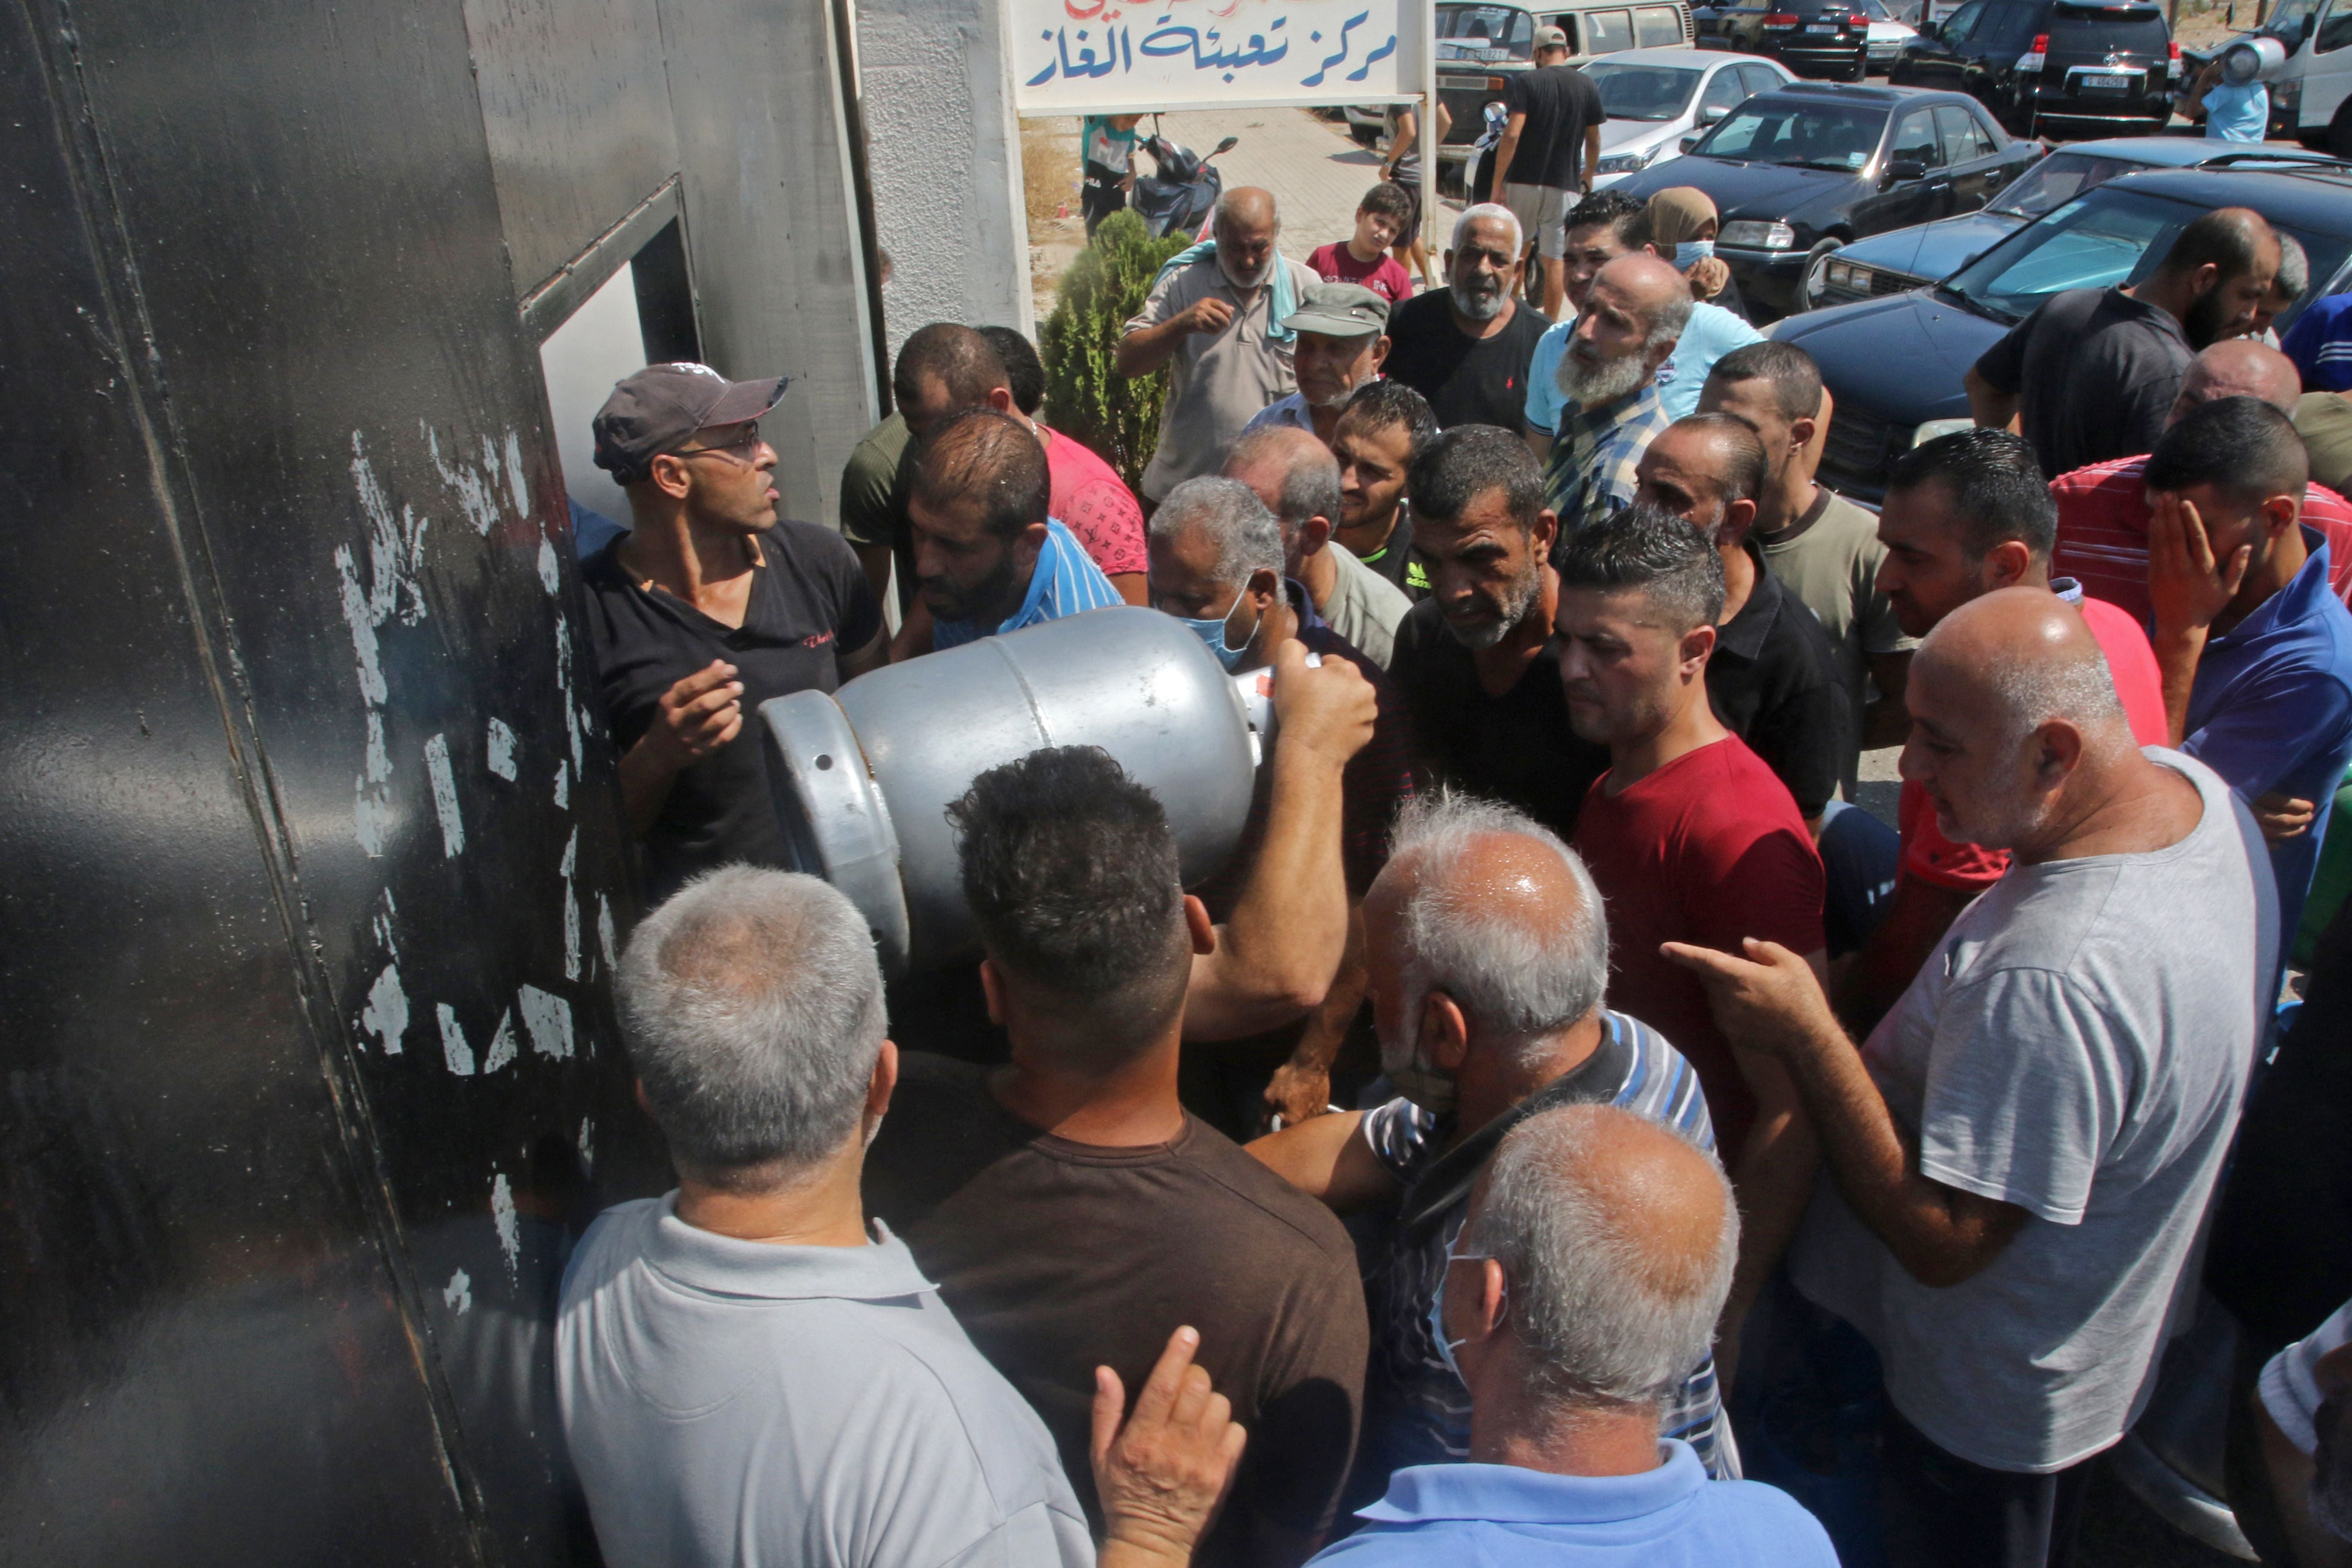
top-left (854, 0), bottom-right (1033, 356)
top-left (537, 264), bottom-right (646, 529)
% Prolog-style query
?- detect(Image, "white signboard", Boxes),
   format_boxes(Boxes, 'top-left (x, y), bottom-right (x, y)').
top-left (1012, 0), bottom-right (1427, 115)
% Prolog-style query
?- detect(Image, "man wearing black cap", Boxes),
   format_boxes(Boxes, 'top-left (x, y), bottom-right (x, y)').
top-left (580, 362), bottom-right (886, 898)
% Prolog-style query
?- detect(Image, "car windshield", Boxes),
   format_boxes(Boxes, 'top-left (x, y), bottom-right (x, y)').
top-left (1985, 151), bottom-right (2141, 218)
top-left (1945, 184), bottom-right (2351, 327)
top-left (2261, 0), bottom-right (2321, 41)
top-left (1583, 62), bottom-right (1704, 119)
top-left (1691, 99), bottom-right (1886, 169)
top-left (1437, 4), bottom-right (1537, 61)
top-left (2046, 1), bottom-right (2168, 51)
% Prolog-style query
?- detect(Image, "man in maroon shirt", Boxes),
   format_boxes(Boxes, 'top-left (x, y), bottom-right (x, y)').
top-left (1557, 501), bottom-right (1825, 1358)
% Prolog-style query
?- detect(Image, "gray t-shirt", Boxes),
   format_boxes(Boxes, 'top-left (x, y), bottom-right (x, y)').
top-left (557, 1195), bottom-right (1093, 1568)
top-left (1321, 540), bottom-right (1413, 670)
top-left (1792, 750), bottom-right (2274, 1473)
top-left (1127, 254), bottom-right (1314, 500)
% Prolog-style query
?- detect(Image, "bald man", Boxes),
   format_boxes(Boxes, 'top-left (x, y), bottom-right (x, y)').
top-left (1225, 426), bottom-right (1412, 669)
top-left (1637, 413), bottom-right (1849, 825)
top-left (1544, 252), bottom-right (1691, 536)
top-left (2052, 337), bottom-right (2352, 618)
top-left (1118, 187), bottom-right (1317, 502)
top-left (1303, 1104), bottom-right (1838, 1567)
top-left (1247, 791), bottom-right (1728, 1486)
top-left (1667, 588), bottom-right (2272, 1568)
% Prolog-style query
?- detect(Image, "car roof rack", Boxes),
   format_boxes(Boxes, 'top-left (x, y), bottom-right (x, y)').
top-left (2199, 149), bottom-right (2352, 168)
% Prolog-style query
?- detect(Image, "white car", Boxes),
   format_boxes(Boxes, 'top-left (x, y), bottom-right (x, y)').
top-left (1583, 48), bottom-right (1796, 187)
top-left (1857, 0), bottom-right (1918, 70)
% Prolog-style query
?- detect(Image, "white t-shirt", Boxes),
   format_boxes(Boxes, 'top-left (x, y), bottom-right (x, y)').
top-left (557, 1196), bottom-right (1093, 1568)
top-left (2263, 1298), bottom-right (2352, 1455)
top-left (1793, 750), bottom-right (2275, 1473)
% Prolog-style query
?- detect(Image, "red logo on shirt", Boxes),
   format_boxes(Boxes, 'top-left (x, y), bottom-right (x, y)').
top-left (802, 630), bottom-right (836, 648)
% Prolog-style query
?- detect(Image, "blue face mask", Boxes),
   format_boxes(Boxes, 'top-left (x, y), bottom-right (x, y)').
top-left (1173, 589), bottom-right (1252, 671)
top-left (1427, 1242), bottom-right (1502, 1390)
top-left (1674, 239), bottom-right (1715, 271)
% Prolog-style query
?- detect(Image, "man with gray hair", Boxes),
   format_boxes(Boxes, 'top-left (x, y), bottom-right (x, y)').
top-left (1381, 205), bottom-right (1552, 434)
top-left (1225, 426), bottom-right (1412, 669)
top-left (1148, 473), bottom-right (1415, 1130)
top-left (1119, 187), bottom-right (1320, 500)
top-left (557, 866), bottom-right (1246, 1568)
top-left (1301, 1105), bottom-right (1838, 1564)
top-left (1543, 252), bottom-right (1690, 535)
top-left (1667, 588), bottom-right (2272, 1568)
top-left (1249, 790), bottom-right (1730, 1490)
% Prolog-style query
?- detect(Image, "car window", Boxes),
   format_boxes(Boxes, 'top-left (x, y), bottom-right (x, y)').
top-left (1939, 0), bottom-right (1987, 38)
top-left (1438, 4), bottom-right (1540, 61)
top-left (1739, 62), bottom-right (1788, 94)
top-left (1975, 0), bottom-right (2044, 46)
top-left (1586, 8), bottom-right (1637, 49)
top-left (1983, 150), bottom-right (2134, 216)
top-left (1934, 104), bottom-right (1997, 162)
top-left (2321, 0), bottom-right (2352, 51)
top-left (1697, 98), bottom-right (1887, 166)
top-left (1554, 12), bottom-right (1584, 49)
top-left (1890, 108), bottom-right (1944, 171)
top-left (1585, 62), bottom-right (1705, 118)
top-left (2047, 0), bottom-right (2167, 52)
top-left (1948, 189), bottom-right (2211, 318)
top-left (1701, 64), bottom-right (1751, 116)
top-left (1635, 4), bottom-right (1689, 43)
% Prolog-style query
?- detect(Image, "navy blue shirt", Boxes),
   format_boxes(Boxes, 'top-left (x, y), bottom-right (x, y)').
top-left (2183, 528), bottom-right (2352, 946)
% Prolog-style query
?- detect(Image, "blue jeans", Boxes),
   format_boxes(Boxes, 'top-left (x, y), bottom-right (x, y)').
top-left (1819, 799), bottom-right (1901, 959)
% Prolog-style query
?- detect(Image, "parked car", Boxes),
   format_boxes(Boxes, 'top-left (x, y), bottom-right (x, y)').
top-left (1585, 48), bottom-right (1799, 184)
top-left (1801, 137), bottom-right (2343, 308)
top-left (1611, 82), bottom-right (2039, 315)
top-left (1859, 0), bottom-right (1922, 67)
top-left (1769, 161), bottom-right (2352, 499)
top-left (1889, 0), bottom-right (2179, 135)
top-left (1696, 0), bottom-right (1874, 80)
top-left (1421, 0), bottom-right (1697, 181)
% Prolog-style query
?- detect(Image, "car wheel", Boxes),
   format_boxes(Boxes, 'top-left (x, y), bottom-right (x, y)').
top-left (1801, 238), bottom-right (1844, 310)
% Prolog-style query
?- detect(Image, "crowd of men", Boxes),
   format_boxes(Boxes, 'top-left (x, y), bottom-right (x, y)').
top-left (553, 163), bottom-right (2352, 1568)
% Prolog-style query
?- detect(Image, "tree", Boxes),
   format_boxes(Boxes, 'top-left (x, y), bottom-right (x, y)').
top-left (1041, 210), bottom-right (1194, 496)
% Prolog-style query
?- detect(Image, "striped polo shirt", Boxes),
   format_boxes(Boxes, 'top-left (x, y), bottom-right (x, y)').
top-left (1356, 1009), bottom-right (1730, 1481)
top-left (933, 518), bottom-right (1123, 649)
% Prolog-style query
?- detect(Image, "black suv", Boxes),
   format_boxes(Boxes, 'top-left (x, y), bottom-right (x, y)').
top-left (1697, 0), bottom-right (1873, 79)
top-left (1890, 0), bottom-right (2175, 135)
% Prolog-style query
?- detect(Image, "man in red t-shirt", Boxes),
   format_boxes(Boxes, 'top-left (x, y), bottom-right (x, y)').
top-left (973, 325), bottom-right (1149, 603)
top-left (2049, 338), bottom-right (2352, 619)
top-left (1835, 428), bottom-right (2171, 1032)
top-left (1559, 502), bottom-right (1825, 1344)
top-left (1306, 183), bottom-right (1417, 305)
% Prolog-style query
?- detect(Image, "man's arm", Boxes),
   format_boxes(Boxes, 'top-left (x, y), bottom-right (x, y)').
top-left (1860, 649), bottom-right (1913, 748)
top-left (1527, 427), bottom-right (1554, 462)
top-left (1109, 571), bottom-right (1151, 607)
top-left (1184, 644), bottom-right (1378, 1041)
top-left (853, 542), bottom-right (895, 607)
top-left (1263, 908), bottom-right (1369, 1126)
top-left (1721, 1040), bottom-right (1818, 1382)
top-left (1582, 122), bottom-right (1602, 193)
top-left (1666, 938), bottom-right (2030, 1288)
top-left (1963, 364), bottom-right (2021, 434)
top-left (1487, 112), bottom-right (1528, 194)
top-left (1247, 1109), bottom-right (1404, 1214)
top-left (839, 625), bottom-right (888, 680)
top-left (1834, 872), bottom-right (1975, 1037)
top-left (888, 597), bottom-right (935, 663)
top-left (1118, 294), bottom-right (1233, 378)
top-left (2147, 489), bottom-right (2251, 745)
top-left (616, 661), bottom-right (743, 835)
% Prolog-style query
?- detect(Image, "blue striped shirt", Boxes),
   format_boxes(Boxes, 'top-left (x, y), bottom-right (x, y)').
top-left (933, 518), bottom-right (1123, 649)
top-left (1356, 1010), bottom-right (1732, 1480)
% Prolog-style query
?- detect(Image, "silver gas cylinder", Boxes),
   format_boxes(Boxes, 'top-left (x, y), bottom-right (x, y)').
top-left (760, 606), bottom-right (1263, 974)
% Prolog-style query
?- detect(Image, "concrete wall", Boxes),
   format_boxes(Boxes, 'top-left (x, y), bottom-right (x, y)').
top-left (855, 0), bottom-right (1034, 355)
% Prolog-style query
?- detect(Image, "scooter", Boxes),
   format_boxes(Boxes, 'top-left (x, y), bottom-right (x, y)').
top-left (1133, 121), bottom-right (1239, 240)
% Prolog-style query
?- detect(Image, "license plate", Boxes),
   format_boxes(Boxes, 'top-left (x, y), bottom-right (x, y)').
top-left (1806, 20), bottom-right (1839, 31)
top-left (2081, 72), bottom-right (2129, 88)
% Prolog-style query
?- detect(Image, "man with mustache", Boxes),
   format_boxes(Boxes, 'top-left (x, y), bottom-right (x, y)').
top-left (1542, 254), bottom-right (1689, 538)
top-left (1966, 206), bottom-right (2281, 481)
top-left (1379, 206), bottom-right (1553, 435)
top-left (1386, 426), bottom-right (1611, 840)
top-left (1241, 284), bottom-right (1391, 449)
top-left (1118, 187), bottom-right (1318, 504)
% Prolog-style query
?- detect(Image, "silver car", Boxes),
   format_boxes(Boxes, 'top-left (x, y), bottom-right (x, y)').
top-left (1586, 47), bottom-right (1797, 186)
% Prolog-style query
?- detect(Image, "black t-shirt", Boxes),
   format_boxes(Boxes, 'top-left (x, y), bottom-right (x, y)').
top-left (1383, 291), bottom-right (1551, 435)
top-left (580, 522), bottom-right (881, 898)
top-left (864, 1054), bottom-right (1370, 1564)
top-left (1972, 285), bottom-right (2192, 481)
top-left (1502, 64), bottom-right (1606, 189)
top-left (1388, 597), bottom-right (1611, 839)
top-left (1703, 544), bottom-right (1851, 820)
top-left (1357, 506), bottom-right (1430, 600)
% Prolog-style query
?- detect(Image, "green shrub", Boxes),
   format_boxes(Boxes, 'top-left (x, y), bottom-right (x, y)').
top-left (1041, 210), bottom-right (1194, 495)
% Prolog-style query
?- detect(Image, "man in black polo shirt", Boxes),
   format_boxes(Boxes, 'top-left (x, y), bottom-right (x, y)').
top-left (1381, 207), bottom-right (1551, 435)
top-left (1965, 206), bottom-right (2280, 479)
top-left (1635, 413), bottom-right (1847, 829)
top-left (1485, 23), bottom-right (1604, 321)
top-left (1389, 425), bottom-right (1610, 839)
top-left (580, 364), bottom-right (885, 898)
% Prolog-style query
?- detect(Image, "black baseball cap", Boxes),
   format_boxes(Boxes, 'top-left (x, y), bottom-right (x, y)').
top-left (591, 363), bottom-right (791, 482)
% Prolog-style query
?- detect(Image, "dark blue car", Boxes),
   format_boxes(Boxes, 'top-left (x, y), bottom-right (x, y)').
top-left (1769, 161), bottom-right (2352, 499)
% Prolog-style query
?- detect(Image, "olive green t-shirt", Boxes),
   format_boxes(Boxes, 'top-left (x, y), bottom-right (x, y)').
top-left (2297, 391), bottom-right (2352, 499)
top-left (1758, 486), bottom-right (1914, 779)
top-left (837, 410), bottom-right (915, 606)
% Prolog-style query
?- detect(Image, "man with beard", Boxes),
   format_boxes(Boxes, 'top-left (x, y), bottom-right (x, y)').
top-left (1332, 380), bottom-right (1439, 600)
top-left (1966, 206), bottom-right (2281, 480)
top-left (1387, 426), bottom-right (1611, 839)
top-left (1224, 426), bottom-right (1413, 669)
top-left (1666, 590), bottom-right (2269, 1568)
top-left (1542, 254), bottom-right (1690, 537)
top-left (1556, 504), bottom-right (1823, 1381)
top-left (1243, 285), bottom-right (1390, 447)
top-left (1119, 187), bottom-right (1319, 503)
top-left (901, 408), bottom-right (1123, 654)
top-left (1380, 206), bottom-right (1551, 435)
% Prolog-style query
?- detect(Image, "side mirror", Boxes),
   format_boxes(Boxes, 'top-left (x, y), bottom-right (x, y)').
top-left (1213, 135), bottom-right (1240, 154)
top-left (1699, 103), bottom-right (1728, 124)
top-left (1919, 19), bottom-right (1940, 39)
top-left (1886, 155), bottom-right (1929, 181)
